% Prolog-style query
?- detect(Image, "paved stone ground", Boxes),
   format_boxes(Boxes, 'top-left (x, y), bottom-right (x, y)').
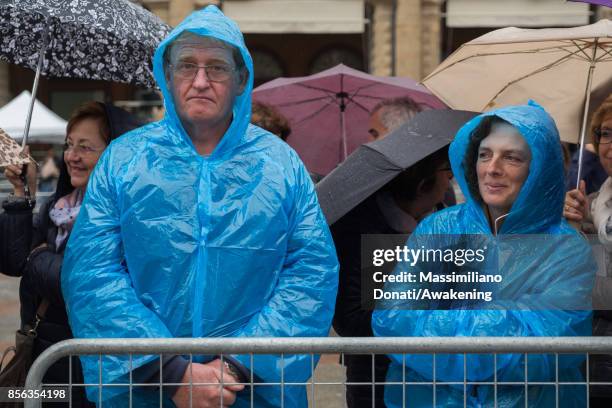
top-left (0, 274), bottom-right (346, 406)
top-left (309, 353), bottom-right (347, 407)
top-left (0, 273), bottom-right (20, 356)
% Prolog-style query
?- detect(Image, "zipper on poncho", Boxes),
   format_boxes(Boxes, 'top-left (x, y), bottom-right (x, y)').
top-left (193, 159), bottom-right (211, 338)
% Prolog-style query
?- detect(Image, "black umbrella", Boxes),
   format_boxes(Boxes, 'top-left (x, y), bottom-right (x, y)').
top-left (316, 109), bottom-right (478, 225)
top-left (0, 0), bottom-right (171, 147)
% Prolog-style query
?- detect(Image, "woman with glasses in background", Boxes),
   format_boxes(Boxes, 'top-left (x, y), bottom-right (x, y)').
top-left (564, 94), bottom-right (612, 407)
top-left (0, 101), bottom-right (140, 407)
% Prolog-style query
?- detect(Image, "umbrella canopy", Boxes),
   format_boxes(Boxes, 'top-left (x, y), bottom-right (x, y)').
top-left (0, 0), bottom-right (171, 89)
top-left (568, 0), bottom-right (612, 7)
top-left (422, 19), bottom-right (612, 144)
top-left (316, 109), bottom-right (478, 225)
top-left (253, 64), bottom-right (446, 176)
top-left (0, 91), bottom-right (67, 144)
top-left (0, 126), bottom-right (32, 168)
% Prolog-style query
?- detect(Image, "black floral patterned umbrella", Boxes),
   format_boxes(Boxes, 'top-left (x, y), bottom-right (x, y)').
top-left (0, 0), bottom-right (171, 147)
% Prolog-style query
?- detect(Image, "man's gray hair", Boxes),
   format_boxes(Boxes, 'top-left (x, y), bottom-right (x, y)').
top-left (164, 32), bottom-right (247, 75)
top-left (373, 97), bottom-right (423, 132)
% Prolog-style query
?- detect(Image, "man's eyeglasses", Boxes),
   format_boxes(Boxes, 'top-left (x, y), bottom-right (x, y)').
top-left (595, 127), bottom-right (612, 145)
top-left (63, 142), bottom-right (104, 155)
top-left (170, 62), bottom-right (235, 82)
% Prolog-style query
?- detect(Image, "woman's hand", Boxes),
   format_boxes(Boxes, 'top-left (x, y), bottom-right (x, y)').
top-left (3, 147), bottom-right (37, 197)
top-left (564, 180), bottom-right (587, 222)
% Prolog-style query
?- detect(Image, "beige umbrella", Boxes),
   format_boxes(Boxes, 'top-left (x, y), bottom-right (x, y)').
top-left (422, 19), bottom-right (611, 185)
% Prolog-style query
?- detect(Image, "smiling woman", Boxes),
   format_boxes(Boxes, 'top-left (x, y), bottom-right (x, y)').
top-left (372, 102), bottom-right (597, 408)
top-left (0, 101), bottom-right (141, 407)
top-left (563, 95), bottom-right (612, 405)
top-left (463, 117), bottom-right (532, 232)
top-left (63, 104), bottom-right (112, 190)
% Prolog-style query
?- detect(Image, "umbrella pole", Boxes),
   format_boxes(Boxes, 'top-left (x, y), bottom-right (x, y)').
top-left (22, 22), bottom-right (50, 150)
top-left (575, 39), bottom-right (599, 189)
top-left (341, 106), bottom-right (348, 160)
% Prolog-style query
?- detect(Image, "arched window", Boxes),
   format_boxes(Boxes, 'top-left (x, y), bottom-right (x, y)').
top-left (251, 49), bottom-right (285, 86)
top-left (309, 47), bottom-right (363, 74)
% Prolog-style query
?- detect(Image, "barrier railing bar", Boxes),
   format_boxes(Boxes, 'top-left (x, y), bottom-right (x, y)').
top-left (555, 353), bottom-right (559, 408)
top-left (494, 353), bottom-right (498, 408)
top-left (34, 380), bottom-right (612, 387)
top-left (24, 337), bottom-right (612, 408)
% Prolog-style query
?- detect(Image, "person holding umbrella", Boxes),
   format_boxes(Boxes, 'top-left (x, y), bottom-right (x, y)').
top-left (332, 146), bottom-right (453, 408)
top-left (563, 94), bottom-right (612, 406)
top-left (372, 102), bottom-right (596, 407)
top-left (0, 101), bottom-right (141, 407)
top-left (331, 98), bottom-right (454, 408)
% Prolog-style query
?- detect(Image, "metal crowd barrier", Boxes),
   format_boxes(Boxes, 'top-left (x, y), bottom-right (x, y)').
top-left (22, 337), bottom-right (612, 407)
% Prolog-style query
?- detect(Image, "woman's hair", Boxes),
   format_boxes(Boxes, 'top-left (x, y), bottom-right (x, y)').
top-left (383, 146), bottom-right (449, 202)
top-left (251, 101), bottom-right (291, 141)
top-left (592, 94), bottom-right (612, 153)
top-left (462, 116), bottom-right (512, 204)
top-left (66, 101), bottom-right (111, 145)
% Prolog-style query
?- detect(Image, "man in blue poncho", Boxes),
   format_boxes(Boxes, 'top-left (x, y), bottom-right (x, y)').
top-left (61, 6), bottom-right (338, 407)
top-left (372, 102), bottom-right (596, 407)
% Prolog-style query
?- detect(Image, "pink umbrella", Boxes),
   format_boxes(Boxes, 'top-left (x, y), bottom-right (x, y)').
top-left (253, 64), bottom-right (446, 176)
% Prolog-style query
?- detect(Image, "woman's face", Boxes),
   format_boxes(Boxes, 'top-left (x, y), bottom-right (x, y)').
top-left (64, 117), bottom-right (107, 189)
top-left (598, 113), bottom-right (612, 177)
top-left (476, 125), bottom-right (531, 215)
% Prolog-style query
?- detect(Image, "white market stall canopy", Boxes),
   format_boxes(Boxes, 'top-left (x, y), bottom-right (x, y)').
top-left (447, 0), bottom-right (590, 28)
top-left (0, 91), bottom-right (67, 144)
top-left (223, 0), bottom-right (365, 33)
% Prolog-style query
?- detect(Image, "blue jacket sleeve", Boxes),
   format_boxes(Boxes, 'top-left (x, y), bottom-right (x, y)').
top-left (232, 158), bottom-right (339, 403)
top-left (61, 149), bottom-right (173, 400)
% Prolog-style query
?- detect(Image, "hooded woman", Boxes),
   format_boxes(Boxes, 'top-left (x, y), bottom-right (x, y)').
top-left (372, 102), bottom-right (596, 407)
top-left (0, 101), bottom-right (140, 407)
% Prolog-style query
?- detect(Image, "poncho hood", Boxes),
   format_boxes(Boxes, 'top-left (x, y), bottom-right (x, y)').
top-left (450, 101), bottom-right (564, 234)
top-left (152, 5), bottom-right (254, 159)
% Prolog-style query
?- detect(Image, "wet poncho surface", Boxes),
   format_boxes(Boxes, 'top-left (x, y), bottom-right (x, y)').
top-left (372, 102), bottom-right (596, 407)
top-left (62, 6), bottom-right (338, 406)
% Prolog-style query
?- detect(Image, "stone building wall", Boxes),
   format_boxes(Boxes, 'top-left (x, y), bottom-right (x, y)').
top-left (368, 0), bottom-right (443, 80)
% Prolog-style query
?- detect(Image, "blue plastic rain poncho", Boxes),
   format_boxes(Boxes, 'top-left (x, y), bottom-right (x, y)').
top-left (372, 102), bottom-right (596, 407)
top-left (61, 6), bottom-right (338, 407)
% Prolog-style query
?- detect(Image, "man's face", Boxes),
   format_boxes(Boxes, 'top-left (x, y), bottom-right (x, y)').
top-left (168, 44), bottom-right (244, 130)
top-left (368, 108), bottom-right (388, 141)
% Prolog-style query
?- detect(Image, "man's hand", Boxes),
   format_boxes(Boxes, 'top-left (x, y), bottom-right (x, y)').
top-left (172, 359), bottom-right (245, 408)
top-left (564, 180), bottom-right (588, 222)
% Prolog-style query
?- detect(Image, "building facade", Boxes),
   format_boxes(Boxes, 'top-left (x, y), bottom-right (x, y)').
top-left (0, 0), bottom-right (606, 117)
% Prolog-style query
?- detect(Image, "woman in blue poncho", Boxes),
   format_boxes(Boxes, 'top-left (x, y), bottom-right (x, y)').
top-left (372, 102), bottom-right (596, 407)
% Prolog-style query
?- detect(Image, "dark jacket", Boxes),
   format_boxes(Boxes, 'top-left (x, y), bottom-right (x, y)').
top-left (1, 194), bottom-right (92, 407)
top-left (331, 193), bottom-right (399, 408)
top-left (0, 103), bottom-right (141, 407)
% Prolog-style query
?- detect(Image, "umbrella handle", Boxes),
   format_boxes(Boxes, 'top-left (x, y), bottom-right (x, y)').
top-left (575, 39), bottom-right (598, 189)
top-left (19, 163), bottom-right (31, 201)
